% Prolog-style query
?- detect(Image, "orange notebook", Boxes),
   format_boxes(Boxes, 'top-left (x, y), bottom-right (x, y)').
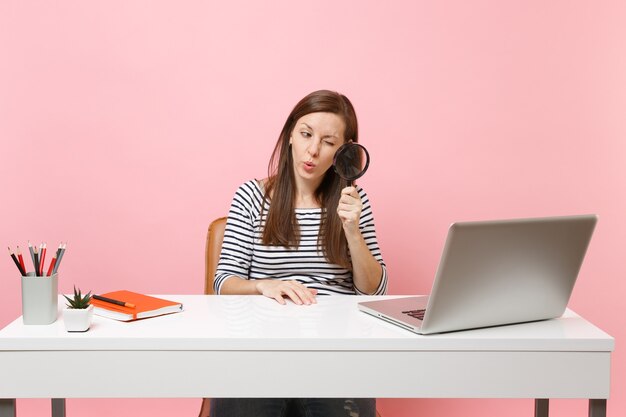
top-left (91, 290), bottom-right (183, 322)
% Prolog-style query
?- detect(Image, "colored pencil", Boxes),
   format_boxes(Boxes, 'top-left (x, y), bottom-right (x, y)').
top-left (46, 253), bottom-right (57, 277)
top-left (16, 246), bottom-right (26, 273)
top-left (53, 242), bottom-right (66, 274)
top-left (8, 247), bottom-right (26, 276)
top-left (33, 246), bottom-right (40, 277)
top-left (39, 243), bottom-right (47, 276)
top-left (27, 241), bottom-right (36, 273)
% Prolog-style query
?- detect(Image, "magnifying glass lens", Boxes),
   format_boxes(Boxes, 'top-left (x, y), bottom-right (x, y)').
top-left (333, 142), bottom-right (370, 186)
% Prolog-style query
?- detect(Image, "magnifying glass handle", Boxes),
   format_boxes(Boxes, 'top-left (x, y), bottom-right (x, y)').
top-left (347, 179), bottom-right (353, 188)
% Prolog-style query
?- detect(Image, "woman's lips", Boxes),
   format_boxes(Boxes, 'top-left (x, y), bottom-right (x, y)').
top-left (303, 161), bottom-right (316, 172)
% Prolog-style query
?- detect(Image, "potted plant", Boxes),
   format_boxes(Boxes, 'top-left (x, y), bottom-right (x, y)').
top-left (62, 286), bottom-right (94, 332)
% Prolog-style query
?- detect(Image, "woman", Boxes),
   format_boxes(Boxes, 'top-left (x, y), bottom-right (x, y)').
top-left (211, 90), bottom-right (387, 417)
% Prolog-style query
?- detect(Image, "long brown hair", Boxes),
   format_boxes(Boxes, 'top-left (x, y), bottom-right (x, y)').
top-left (262, 90), bottom-right (359, 268)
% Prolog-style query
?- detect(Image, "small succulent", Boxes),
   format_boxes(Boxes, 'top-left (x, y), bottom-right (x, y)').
top-left (63, 286), bottom-right (92, 309)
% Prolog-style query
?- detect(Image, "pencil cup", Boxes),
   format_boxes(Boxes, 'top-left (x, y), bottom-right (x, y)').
top-left (21, 272), bottom-right (58, 325)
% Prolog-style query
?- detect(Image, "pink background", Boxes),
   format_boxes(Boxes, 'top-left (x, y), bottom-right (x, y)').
top-left (1, 1), bottom-right (624, 416)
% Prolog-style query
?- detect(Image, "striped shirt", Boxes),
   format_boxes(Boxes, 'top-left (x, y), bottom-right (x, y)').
top-left (214, 180), bottom-right (388, 296)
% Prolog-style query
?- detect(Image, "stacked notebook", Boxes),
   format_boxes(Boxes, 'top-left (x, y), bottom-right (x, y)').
top-left (91, 290), bottom-right (183, 322)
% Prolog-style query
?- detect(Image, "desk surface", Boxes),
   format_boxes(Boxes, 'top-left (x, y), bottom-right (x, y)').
top-left (0, 295), bottom-right (615, 400)
top-left (0, 295), bottom-right (614, 352)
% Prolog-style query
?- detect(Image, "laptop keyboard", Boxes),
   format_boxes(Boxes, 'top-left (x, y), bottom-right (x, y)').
top-left (402, 309), bottom-right (426, 320)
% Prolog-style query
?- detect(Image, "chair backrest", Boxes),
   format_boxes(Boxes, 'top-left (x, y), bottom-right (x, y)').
top-left (204, 217), bottom-right (227, 295)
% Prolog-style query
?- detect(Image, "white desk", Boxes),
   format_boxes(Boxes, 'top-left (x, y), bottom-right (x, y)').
top-left (0, 295), bottom-right (614, 417)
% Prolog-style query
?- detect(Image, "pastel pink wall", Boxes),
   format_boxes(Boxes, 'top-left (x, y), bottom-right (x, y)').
top-left (1, 1), bottom-right (624, 416)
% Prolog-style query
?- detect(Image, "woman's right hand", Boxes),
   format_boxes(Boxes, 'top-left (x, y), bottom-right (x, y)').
top-left (255, 280), bottom-right (318, 305)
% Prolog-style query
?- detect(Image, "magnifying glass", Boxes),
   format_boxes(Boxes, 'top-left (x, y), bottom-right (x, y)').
top-left (333, 141), bottom-right (370, 187)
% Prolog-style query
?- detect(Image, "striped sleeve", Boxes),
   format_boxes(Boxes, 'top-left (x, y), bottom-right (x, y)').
top-left (353, 186), bottom-right (388, 295)
top-left (213, 181), bottom-right (261, 294)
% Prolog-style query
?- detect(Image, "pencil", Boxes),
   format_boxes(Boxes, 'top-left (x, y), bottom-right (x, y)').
top-left (39, 243), bottom-right (47, 276)
top-left (53, 242), bottom-right (66, 274)
top-left (28, 241), bottom-right (36, 273)
top-left (8, 247), bottom-right (26, 276)
top-left (46, 253), bottom-right (57, 277)
top-left (33, 246), bottom-right (40, 277)
top-left (16, 246), bottom-right (26, 273)
top-left (55, 242), bottom-right (62, 260)
top-left (93, 294), bottom-right (136, 309)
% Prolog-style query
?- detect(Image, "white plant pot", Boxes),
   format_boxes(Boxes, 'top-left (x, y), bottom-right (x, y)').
top-left (63, 304), bottom-right (94, 332)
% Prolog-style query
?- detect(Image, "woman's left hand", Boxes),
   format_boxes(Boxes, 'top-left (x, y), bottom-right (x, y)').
top-left (337, 186), bottom-right (362, 237)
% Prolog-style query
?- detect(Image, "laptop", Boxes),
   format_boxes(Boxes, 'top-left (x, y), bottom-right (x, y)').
top-left (358, 214), bottom-right (597, 334)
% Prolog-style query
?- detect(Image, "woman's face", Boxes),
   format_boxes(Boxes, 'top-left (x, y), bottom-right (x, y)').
top-left (289, 112), bottom-right (346, 190)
